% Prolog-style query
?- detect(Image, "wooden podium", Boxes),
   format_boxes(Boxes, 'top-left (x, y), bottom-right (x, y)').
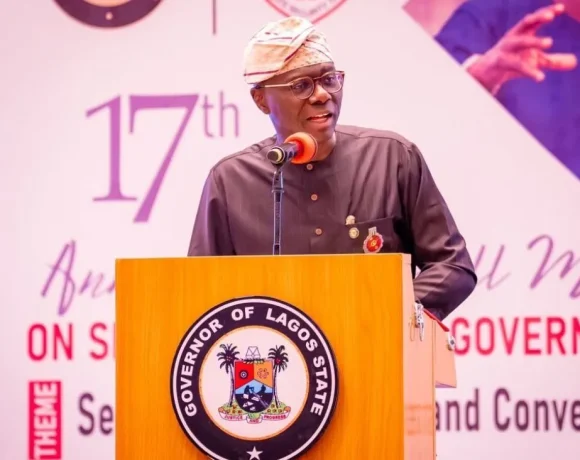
top-left (115, 253), bottom-right (457, 460)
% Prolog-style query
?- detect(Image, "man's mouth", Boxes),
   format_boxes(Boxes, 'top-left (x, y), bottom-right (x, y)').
top-left (307, 112), bottom-right (333, 123)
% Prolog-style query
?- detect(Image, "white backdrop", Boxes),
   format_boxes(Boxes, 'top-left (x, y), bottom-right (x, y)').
top-left (2, 1), bottom-right (579, 459)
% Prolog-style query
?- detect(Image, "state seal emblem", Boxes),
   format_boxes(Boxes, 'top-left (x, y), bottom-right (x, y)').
top-left (266, 0), bottom-right (347, 24)
top-left (170, 296), bottom-right (339, 460)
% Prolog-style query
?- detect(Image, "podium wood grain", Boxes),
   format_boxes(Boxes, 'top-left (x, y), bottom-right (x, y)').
top-left (116, 254), bottom-right (454, 460)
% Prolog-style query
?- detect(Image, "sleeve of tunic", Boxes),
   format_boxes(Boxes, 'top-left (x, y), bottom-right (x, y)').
top-left (187, 168), bottom-right (235, 256)
top-left (434, 0), bottom-right (508, 64)
top-left (399, 142), bottom-right (477, 320)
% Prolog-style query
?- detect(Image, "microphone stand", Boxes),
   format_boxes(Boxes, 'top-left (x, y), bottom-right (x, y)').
top-left (271, 164), bottom-right (284, 256)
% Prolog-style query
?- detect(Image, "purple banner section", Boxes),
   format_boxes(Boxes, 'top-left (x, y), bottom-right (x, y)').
top-left (403, 0), bottom-right (580, 180)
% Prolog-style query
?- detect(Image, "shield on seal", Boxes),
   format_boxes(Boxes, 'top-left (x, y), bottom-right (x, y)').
top-left (265, 0), bottom-right (348, 24)
top-left (234, 360), bottom-right (274, 413)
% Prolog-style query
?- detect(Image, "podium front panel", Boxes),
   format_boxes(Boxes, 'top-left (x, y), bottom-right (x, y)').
top-left (116, 254), bottom-right (435, 459)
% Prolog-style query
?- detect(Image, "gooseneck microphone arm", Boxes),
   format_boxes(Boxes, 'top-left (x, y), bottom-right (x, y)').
top-left (271, 164), bottom-right (284, 256)
top-left (268, 132), bottom-right (317, 256)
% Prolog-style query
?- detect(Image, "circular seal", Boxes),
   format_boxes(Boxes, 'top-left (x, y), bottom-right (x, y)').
top-left (53, 0), bottom-right (163, 28)
top-left (363, 226), bottom-right (384, 254)
top-left (170, 296), bottom-right (339, 460)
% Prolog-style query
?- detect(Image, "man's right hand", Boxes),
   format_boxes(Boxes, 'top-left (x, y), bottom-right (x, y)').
top-left (465, 3), bottom-right (578, 94)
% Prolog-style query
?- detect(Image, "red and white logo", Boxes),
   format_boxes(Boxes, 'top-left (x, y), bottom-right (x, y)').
top-left (28, 381), bottom-right (62, 460)
top-left (266, 0), bottom-right (347, 23)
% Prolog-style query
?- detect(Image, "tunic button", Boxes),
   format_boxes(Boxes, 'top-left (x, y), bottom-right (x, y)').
top-left (311, 193), bottom-right (318, 201)
top-left (315, 228), bottom-right (323, 236)
top-left (306, 164), bottom-right (314, 171)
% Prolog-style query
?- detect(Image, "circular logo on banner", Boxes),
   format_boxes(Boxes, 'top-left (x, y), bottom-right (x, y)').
top-left (53, 0), bottom-right (163, 28)
top-left (265, 0), bottom-right (348, 24)
top-left (170, 296), bottom-right (339, 460)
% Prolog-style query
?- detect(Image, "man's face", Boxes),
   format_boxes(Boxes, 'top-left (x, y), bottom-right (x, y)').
top-left (254, 63), bottom-right (344, 146)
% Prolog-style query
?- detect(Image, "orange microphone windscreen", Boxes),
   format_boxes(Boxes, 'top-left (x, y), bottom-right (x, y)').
top-left (284, 132), bottom-right (318, 164)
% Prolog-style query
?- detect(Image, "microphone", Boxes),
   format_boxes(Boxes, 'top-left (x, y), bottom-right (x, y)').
top-left (267, 132), bottom-right (317, 165)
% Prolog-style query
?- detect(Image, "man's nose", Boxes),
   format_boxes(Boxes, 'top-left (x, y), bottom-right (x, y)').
top-left (308, 82), bottom-right (331, 104)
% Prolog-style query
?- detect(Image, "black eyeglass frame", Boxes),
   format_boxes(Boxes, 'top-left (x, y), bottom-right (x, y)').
top-left (254, 70), bottom-right (345, 99)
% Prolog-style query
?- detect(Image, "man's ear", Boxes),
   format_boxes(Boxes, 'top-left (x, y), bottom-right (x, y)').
top-left (250, 88), bottom-right (270, 115)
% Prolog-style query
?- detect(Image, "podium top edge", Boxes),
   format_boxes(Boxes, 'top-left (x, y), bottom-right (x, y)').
top-left (114, 253), bottom-right (411, 262)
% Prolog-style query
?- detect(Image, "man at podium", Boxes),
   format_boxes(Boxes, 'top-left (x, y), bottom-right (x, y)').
top-left (187, 16), bottom-right (477, 321)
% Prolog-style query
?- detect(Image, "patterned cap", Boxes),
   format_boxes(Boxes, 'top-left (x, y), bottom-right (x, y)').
top-left (243, 16), bottom-right (334, 85)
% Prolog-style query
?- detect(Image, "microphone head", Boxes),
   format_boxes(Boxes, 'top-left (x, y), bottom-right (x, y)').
top-left (285, 132), bottom-right (318, 164)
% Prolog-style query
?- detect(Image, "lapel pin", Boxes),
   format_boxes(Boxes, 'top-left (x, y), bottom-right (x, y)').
top-left (345, 215), bottom-right (356, 225)
top-left (348, 227), bottom-right (359, 239)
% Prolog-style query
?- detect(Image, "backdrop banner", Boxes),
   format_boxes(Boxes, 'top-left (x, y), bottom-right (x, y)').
top-left (2, 1), bottom-right (579, 459)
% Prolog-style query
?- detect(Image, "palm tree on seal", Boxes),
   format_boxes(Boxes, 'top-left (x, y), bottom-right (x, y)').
top-left (268, 345), bottom-right (289, 407)
top-left (217, 343), bottom-right (239, 407)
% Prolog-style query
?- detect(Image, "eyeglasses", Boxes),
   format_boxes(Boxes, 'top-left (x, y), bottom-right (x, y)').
top-left (256, 70), bottom-right (345, 100)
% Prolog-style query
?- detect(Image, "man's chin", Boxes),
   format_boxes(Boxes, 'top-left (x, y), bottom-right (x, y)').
top-left (307, 128), bottom-right (336, 161)
top-left (305, 121), bottom-right (336, 144)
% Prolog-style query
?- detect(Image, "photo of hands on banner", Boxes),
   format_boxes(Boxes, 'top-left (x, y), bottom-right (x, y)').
top-left (404, 0), bottom-right (580, 179)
